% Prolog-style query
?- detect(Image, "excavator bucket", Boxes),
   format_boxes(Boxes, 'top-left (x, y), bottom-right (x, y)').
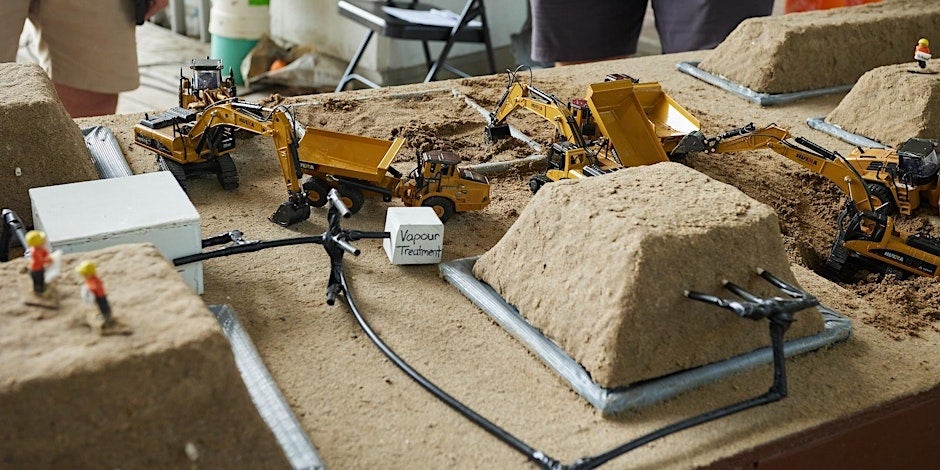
top-left (671, 130), bottom-right (709, 155)
top-left (586, 80), bottom-right (699, 166)
top-left (484, 124), bottom-right (512, 142)
top-left (270, 200), bottom-right (311, 227)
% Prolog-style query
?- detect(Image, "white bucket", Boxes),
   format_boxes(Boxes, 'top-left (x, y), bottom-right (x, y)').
top-left (209, 0), bottom-right (271, 40)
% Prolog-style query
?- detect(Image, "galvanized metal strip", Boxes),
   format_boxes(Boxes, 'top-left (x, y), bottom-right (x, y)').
top-left (209, 305), bottom-right (325, 470)
top-left (440, 257), bottom-right (853, 415)
top-left (806, 117), bottom-right (889, 149)
top-left (676, 61), bottom-right (853, 107)
top-left (81, 126), bottom-right (134, 179)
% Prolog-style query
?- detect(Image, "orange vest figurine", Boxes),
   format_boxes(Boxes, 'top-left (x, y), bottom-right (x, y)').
top-left (915, 38), bottom-right (932, 69)
top-left (25, 230), bottom-right (51, 294)
top-left (77, 260), bottom-right (112, 322)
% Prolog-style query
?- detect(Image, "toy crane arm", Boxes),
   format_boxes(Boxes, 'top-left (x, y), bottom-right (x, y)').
top-left (183, 101), bottom-right (304, 197)
top-left (487, 81), bottom-right (588, 149)
top-left (703, 124), bottom-right (876, 213)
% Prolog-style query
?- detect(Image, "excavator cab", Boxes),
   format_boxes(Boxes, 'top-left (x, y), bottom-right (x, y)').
top-left (897, 137), bottom-right (940, 186)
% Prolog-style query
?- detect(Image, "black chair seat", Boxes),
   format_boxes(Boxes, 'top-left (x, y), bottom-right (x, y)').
top-left (339, 1), bottom-right (488, 43)
top-left (335, 0), bottom-right (496, 92)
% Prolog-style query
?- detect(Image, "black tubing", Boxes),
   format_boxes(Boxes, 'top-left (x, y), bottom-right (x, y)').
top-left (336, 269), bottom-right (563, 470)
top-left (174, 236), bottom-right (323, 266)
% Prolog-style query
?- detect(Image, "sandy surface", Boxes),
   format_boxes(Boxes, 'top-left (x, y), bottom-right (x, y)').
top-left (826, 63), bottom-right (940, 147)
top-left (0, 244), bottom-right (285, 468)
top-left (699, 0), bottom-right (940, 93)
top-left (75, 51), bottom-right (940, 468)
top-left (0, 63), bottom-right (97, 227)
top-left (474, 163), bottom-right (823, 389)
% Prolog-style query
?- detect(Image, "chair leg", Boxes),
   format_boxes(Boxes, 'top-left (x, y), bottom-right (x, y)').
top-left (425, 0), bottom-right (479, 82)
top-left (478, 1), bottom-right (497, 73)
top-left (421, 41), bottom-right (433, 72)
top-left (336, 30), bottom-right (376, 93)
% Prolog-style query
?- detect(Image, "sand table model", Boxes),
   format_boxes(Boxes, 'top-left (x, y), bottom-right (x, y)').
top-left (0, 244), bottom-right (287, 468)
top-left (826, 63), bottom-right (940, 147)
top-left (0, 64), bottom-right (97, 227)
top-left (699, 0), bottom-right (940, 94)
top-left (473, 163), bottom-right (824, 389)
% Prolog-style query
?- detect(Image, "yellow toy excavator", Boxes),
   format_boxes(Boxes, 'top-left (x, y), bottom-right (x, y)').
top-left (484, 68), bottom-right (701, 193)
top-left (133, 99), bottom-right (490, 226)
top-left (676, 124), bottom-right (940, 278)
top-left (179, 58), bottom-right (237, 110)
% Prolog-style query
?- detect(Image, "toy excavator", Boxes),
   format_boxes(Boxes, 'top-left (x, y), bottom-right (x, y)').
top-left (675, 124), bottom-right (940, 278)
top-left (133, 99), bottom-right (490, 226)
top-left (485, 68), bottom-right (701, 193)
top-left (179, 58), bottom-right (237, 110)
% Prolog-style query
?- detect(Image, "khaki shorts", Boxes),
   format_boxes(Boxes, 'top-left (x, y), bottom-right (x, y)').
top-left (0, 0), bottom-right (139, 94)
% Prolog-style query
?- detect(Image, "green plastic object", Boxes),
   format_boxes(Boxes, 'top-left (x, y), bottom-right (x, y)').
top-left (210, 35), bottom-right (257, 85)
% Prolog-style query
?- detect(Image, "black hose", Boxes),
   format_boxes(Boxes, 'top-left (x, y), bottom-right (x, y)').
top-left (173, 236), bottom-right (323, 266)
top-left (336, 269), bottom-right (563, 470)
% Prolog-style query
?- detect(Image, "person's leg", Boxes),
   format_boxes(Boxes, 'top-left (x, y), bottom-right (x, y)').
top-left (652, 0), bottom-right (773, 54)
top-left (531, 0), bottom-right (648, 65)
top-left (30, 0), bottom-right (139, 117)
top-left (0, 1), bottom-right (31, 62)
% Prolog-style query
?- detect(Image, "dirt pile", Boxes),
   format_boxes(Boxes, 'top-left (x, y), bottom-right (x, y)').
top-left (0, 63), bottom-right (98, 227)
top-left (473, 163), bottom-right (824, 389)
top-left (699, 0), bottom-right (940, 94)
top-left (0, 244), bottom-right (287, 468)
top-left (826, 63), bottom-right (940, 146)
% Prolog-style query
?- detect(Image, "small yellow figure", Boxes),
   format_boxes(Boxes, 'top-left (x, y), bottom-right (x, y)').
top-left (23, 230), bottom-right (61, 308)
top-left (915, 38), bottom-right (932, 69)
top-left (75, 260), bottom-right (131, 335)
top-left (76, 261), bottom-right (111, 325)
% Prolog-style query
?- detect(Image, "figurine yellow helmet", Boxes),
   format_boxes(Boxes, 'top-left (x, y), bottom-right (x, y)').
top-left (24, 230), bottom-right (46, 247)
top-left (76, 260), bottom-right (97, 277)
top-left (920, 38), bottom-right (930, 47)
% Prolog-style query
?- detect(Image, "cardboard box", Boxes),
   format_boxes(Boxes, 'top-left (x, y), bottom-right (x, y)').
top-left (30, 172), bottom-right (203, 293)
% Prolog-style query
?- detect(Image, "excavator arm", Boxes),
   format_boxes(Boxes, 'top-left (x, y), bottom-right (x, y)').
top-left (697, 124), bottom-right (875, 213)
top-left (486, 78), bottom-right (588, 149)
top-left (175, 100), bottom-right (310, 225)
top-left (689, 123), bottom-right (940, 278)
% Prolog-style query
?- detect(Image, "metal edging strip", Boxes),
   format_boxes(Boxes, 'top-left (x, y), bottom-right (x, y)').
top-left (676, 61), bottom-right (853, 107)
top-left (805, 117), bottom-right (889, 149)
top-left (440, 257), bottom-right (853, 415)
top-left (209, 305), bottom-right (325, 470)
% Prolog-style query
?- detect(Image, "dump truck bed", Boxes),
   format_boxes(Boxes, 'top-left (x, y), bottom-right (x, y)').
top-left (297, 128), bottom-right (405, 183)
top-left (586, 80), bottom-right (701, 166)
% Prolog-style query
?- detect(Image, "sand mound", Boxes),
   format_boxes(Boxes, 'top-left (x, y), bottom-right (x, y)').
top-left (0, 63), bottom-right (97, 227)
top-left (699, 0), bottom-right (940, 94)
top-left (473, 163), bottom-right (824, 389)
top-left (826, 63), bottom-right (940, 147)
top-left (0, 244), bottom-right (287, 467)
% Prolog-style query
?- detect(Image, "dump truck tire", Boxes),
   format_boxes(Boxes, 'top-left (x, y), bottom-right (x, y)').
top-left (529, 174), bottom-right (551, 194)
top-left (339, 185), bottom-right (364, 214)
top-left (303, 178), bottom-right (330, 207)
top-left (866, 183), bottom-right (897, 215)
top-left (422, 196), bottom-right (455, 222)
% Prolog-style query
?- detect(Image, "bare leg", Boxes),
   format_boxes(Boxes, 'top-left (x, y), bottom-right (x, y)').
top-left (53, 83), bottom-right (118, 117)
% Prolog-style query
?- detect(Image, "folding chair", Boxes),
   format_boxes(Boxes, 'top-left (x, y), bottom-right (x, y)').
top-left (336, 0), bottom-right (496, 92)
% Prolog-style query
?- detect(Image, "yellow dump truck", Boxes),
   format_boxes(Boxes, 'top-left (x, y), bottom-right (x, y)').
top-left (134, 100), bottom-right (490, 225)
top-left (486, 70), bottom-right (700, 192)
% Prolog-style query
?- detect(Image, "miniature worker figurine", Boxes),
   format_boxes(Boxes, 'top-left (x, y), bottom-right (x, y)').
top-left (25, 230), bottom-right (52, 295)
top-left (915, 38), bottom-right (932, 69)
top-left (76, 260), bottom-right (112, 326)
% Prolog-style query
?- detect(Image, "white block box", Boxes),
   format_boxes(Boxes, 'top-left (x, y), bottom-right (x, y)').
top-left (30, 172), bottom-right (204, 293)
top-left (383, 207), bottom-right (444, 265)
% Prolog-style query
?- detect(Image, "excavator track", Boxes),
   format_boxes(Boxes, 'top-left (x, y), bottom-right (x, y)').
top-left (215, 154), bottom-right (240, 190)
top-left (158, 155), bottom-right (187, 186)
